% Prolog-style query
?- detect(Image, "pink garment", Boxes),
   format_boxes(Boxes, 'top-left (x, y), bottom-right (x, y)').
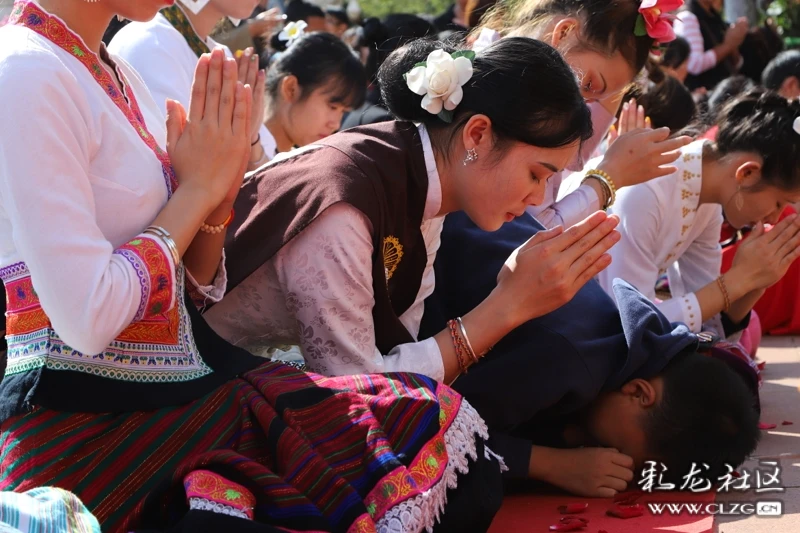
top-left (738, 310), bottom-right (761, 359)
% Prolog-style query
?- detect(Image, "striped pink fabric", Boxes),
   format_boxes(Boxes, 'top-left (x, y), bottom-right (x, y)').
top-left (674, 11), bottom-right (718, 75)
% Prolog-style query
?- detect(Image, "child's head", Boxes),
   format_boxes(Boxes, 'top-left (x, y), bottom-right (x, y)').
top-left (587, 352), bottom-right (760, 482)
top-left (712, 89), bottom-right (800, 228)
top-left (266, 32), bottom-right (366, 147)
top-left (325, 7), bottom-right (349, 38)
top-left (762, 50), bottom-right (800, 101)
top-left (480, 0), bottom-right (656, 102)
top-left (285, 0), bottom-right (326, 32)
top-left (622, 72), bottom-right (696, 132)
top-left (661, 36), bottom-right (690, 83)
top-left (379, 37), bottom-right (592, 231)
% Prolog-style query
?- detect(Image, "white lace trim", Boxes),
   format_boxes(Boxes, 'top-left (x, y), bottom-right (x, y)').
top-left (188, 497), bottom-right (251, 520)
top-left (375, 399), bottom-right (506, 533)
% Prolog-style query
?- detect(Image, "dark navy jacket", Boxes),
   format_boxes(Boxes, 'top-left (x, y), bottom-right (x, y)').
top-left (420, 212), bottom-right (695, 478)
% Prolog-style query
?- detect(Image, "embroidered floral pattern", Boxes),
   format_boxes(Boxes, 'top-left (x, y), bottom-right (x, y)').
top-left (184, 470), bottom-right (255, 520)
top-left (1, 261), bottom-right (210, 381)
top-left (115, 237), bottom-right (175, 321)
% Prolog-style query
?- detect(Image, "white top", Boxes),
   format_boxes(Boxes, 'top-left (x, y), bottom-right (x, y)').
top-left (0, 23), bottom-right (178, 355)
top-left (598, 140), bottom-right (727, 335)
top-left (206, 125), bottom-right (447, 380)
top-left (108, 12), bottom-right (274, 158)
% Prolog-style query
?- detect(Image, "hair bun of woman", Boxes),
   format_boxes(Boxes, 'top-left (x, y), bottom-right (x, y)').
top-left (378, 39), bottom-right (459, 123)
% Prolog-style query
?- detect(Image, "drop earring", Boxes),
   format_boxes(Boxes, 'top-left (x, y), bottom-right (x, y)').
top-left (463, 148), bottom-right (478, 166)
top-left (735, 185), bottom-right (744, 211)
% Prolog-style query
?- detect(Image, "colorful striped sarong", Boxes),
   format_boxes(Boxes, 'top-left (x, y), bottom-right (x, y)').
top-left (0, 362), bottom-right (496, 532)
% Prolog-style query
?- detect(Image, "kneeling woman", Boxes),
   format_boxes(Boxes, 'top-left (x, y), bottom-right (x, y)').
top-left (601, 89), bottom-right (800, 341)
top-left (208, 37), bottom-right (622, 383)
top-left (0, 2), bottom-right (501, 532)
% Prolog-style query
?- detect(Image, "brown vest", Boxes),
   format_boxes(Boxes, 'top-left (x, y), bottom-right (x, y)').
top-left (225, 121), bottom-right (430, 353)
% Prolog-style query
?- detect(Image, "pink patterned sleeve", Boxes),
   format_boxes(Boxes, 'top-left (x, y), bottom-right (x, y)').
top-left (272, 204), bottom-right (445, 380)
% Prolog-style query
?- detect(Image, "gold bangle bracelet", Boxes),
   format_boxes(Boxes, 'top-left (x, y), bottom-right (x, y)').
top-left (584, 168), bottom-right (617, 208)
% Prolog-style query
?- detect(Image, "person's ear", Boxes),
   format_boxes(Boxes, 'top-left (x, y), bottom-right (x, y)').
top-left (779, 76), bottom-right (800, 100)
top-left (734, 158), bottom-right (764, 189)
top-left (622, 379), bottom-right (657, 407)
top-left (461, 114), bottom-right (494, 158)
top-left (280, 75), bottom-right (300, 104)
top-left (550, 17), bottom-right (579, 49)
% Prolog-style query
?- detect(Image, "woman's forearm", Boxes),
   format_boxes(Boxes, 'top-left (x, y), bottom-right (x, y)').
top-left (181, 202), bottom-right (232, 286)
top-left (434, 286), bottom-right (521, 384)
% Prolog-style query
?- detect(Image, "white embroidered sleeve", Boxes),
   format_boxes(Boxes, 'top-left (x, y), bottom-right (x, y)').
top-left (273, 203), bottom-right (445, 380)
top-left (0, 54), bottom-right (177, 355)
top-left (675, 215), bottom-right (725, 335)
top-left (602, 184), bottom-right (688, 321)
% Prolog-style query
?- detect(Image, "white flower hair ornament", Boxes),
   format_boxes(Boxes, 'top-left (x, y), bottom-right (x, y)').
top-left (278, 20), bottom-right (307, 46)
top-left (794, 117), bottom-right (800, 136)
top-left (404, 49), bottom-right (475, 123)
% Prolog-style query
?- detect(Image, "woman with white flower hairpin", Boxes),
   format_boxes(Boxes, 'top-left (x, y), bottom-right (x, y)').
top-left (206, 36), bottom-right (623, 383)
top-left (109, 0), bottom-right (281, 169)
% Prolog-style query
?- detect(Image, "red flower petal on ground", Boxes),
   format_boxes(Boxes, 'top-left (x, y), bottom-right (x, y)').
top-left (613, 492), bottom-right (643, 505)
top-left (559, 503), bottom-right (590, 514)
top-left (607, 503), bottom-right (645, 519)
top-left (782, 420), bottom-right (793, 426)
top-left (758, 422), bottom-right (777, 430)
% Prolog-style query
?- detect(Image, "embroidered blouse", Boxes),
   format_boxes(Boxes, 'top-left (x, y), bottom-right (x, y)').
top-left (0, 1), bottom-right (260, 420)
top-left (598, 140), bottom-right (728, 336)
top-left (108, 7), bottom-right (274, 159)
top-left (206, 125), bottom-right (447, 381)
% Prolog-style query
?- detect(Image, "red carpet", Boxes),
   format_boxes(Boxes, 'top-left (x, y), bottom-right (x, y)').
top-left (489, 491), bottom-right (715, 532)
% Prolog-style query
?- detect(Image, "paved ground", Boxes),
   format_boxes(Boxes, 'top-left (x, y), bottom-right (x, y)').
top-left (716, 336), bottom-right (800, 532)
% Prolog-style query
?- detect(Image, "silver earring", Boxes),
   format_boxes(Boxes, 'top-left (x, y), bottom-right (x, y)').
top-left (463, 148), bottom-right (478, 166)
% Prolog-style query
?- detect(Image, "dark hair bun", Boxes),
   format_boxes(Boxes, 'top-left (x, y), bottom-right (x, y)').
top-left (717, 88), bottom-right (800, 190)
top-left (379, 37), bottom-right (594, 150)
top-left (378, 39), bottom-right (457, 123)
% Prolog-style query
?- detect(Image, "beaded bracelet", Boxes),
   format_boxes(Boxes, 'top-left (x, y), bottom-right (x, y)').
top-left (583, 168), bottom-right (618, 209)
top-left (448, 319), bottom-right (472, 374)
top-left (199, 209), bottom-right (235, 235)
top-left (144, 225), bottom-right (180, 266)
